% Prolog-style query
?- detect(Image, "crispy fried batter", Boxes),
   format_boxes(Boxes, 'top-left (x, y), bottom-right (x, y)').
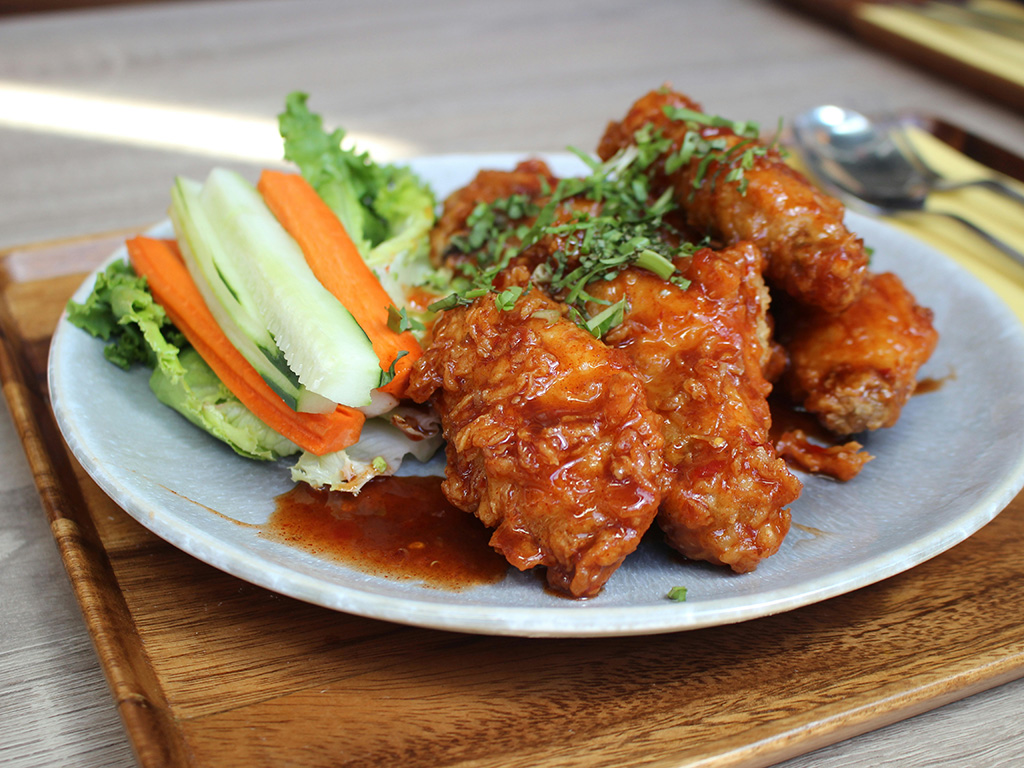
top-left (775, 430), bottom-right (873, 482)
top-left (406, 274), bottom-right (665, 597)
top-left (597, 88), bottom-right (870, 314)
top-left (590, 243), bottom-right (802, 572)
top-left (778, 271), bottom-right (939, 435)
top-left (431, 158), bottom-right (556, 272)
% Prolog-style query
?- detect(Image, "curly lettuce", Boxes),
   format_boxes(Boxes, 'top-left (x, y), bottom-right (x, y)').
top-left (278, 92), bottom-right (444, 318)
top-left (66, 261), bottom-right (298, 461)
top-left (67, 259), bottom-right (186, 373)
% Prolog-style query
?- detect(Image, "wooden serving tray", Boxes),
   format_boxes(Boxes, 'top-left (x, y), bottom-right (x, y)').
top-left (2, 230), bottom-right (1024, 768)
top-left (778, 0), bottom-right (1024, 113)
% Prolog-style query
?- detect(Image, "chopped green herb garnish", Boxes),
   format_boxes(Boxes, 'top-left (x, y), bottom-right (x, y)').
top-left (379, 349), bottom-right (409, 387)
top-left (584, 299), bottom-right (627, 338)
top-left (387, 304), bottom-right (425, 334)
top-left (494, 285), bottom-right (525, 311)
top-left (433, 119), bottom-right (747, 336)
top-left (633, 248), bottom-right (675, 281)
top-left (427, 293), bottom-right (470, 312)
top-left (666, 586), bottom-right (688, 602)
top-left (447, 193), bottom-right (540, 270)
top-left (661, 104), bottom-right (785, 199)
top-left (662, 105), bottom-right (760, 139)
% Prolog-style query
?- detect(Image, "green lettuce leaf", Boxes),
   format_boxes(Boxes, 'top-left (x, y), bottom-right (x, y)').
top-left (67, 259), bottom-right (186, 373)
top-left (68, 259), bottom-right (297, 461)
top-left (150, 347), bottom-right (299, 461)
top-left (278, 92), bottom-right (444, 319)
top-left (279, 91), bottom-right (390, 253)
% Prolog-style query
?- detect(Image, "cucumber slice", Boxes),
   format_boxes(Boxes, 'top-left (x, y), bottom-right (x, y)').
top-left (170, 178), bottom-right (334, 414)
top-left (198, 168), bottom-right (380, 408)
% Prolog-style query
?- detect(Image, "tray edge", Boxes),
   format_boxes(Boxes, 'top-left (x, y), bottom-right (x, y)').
top-left (0, 236), bottom-right (193, 768)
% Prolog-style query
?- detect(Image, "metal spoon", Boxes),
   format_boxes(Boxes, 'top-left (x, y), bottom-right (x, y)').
top-left (791, 105), bottom-right (1024, 269)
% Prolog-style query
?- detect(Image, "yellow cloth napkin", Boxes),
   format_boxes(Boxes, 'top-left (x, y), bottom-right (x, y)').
top-left (857, 0), bottom-right (1024, 91)
top-left (878, 127), bottom-right (1024, 325)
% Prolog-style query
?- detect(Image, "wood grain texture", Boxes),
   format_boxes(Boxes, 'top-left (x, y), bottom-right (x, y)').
top-left (0, 422), bottom-right (135, 768)
top-left (775, 0), bottom-right (1024, 112)
top-left (0, 0), bottom-right (194, 14)
top-left (2, 233), bottom-right (1023, 768)
top-left (0, 233), bottom-right (190, 768)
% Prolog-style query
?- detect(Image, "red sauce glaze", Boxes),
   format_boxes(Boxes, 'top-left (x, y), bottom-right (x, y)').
top-left (769, 393), bottom-right (873, 481)
top-left (263, 476), bottom-right (508, 590)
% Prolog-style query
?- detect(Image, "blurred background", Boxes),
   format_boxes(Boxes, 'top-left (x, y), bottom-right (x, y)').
top-left (3, 0), bottom-right (1023, 251)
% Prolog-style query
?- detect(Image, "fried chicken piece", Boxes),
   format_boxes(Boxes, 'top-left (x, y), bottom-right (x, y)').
top-left (597, 87), bottom-right (869, 314)
top-left (431, 158), bottom-right (556, 272)
top-left (406, 273), bottom-right (665, 597)
top-left (589, 243), bottom-right (802, 573)
top-left (778, 271), bottom-right (939, 435)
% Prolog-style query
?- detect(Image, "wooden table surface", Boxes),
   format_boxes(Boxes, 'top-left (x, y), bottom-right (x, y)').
top-left (2, 1), bottom-right (1024, 766)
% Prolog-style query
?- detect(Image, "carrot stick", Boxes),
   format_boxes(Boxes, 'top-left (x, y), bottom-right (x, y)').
top-left (257, 169), bottom-right (421, 397)
top-left (126, 236), bottom-right (365, 455)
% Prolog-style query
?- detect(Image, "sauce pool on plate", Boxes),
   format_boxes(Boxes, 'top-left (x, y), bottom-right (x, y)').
top-left (263, 475), bottom-right (508, 590)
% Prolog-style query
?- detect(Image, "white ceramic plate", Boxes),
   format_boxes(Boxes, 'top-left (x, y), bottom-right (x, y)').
top-left (48, 153), bottom-right (1024, 637)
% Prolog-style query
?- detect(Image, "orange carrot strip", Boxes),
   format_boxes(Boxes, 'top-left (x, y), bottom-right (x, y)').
top-left (257, 169), bottom-right (421, 397)
top-left (126, 236), bottom-right (365, 455)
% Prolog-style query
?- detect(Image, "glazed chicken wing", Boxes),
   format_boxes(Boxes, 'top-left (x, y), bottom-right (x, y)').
top-left (778, 271), bottom-right (939, 435)
top-left (589, 243), bottom-right (802, 572)
top-left (406, 273), bottom-right (665, 597)
top-left (597, 87), bottom-right (869, 314)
